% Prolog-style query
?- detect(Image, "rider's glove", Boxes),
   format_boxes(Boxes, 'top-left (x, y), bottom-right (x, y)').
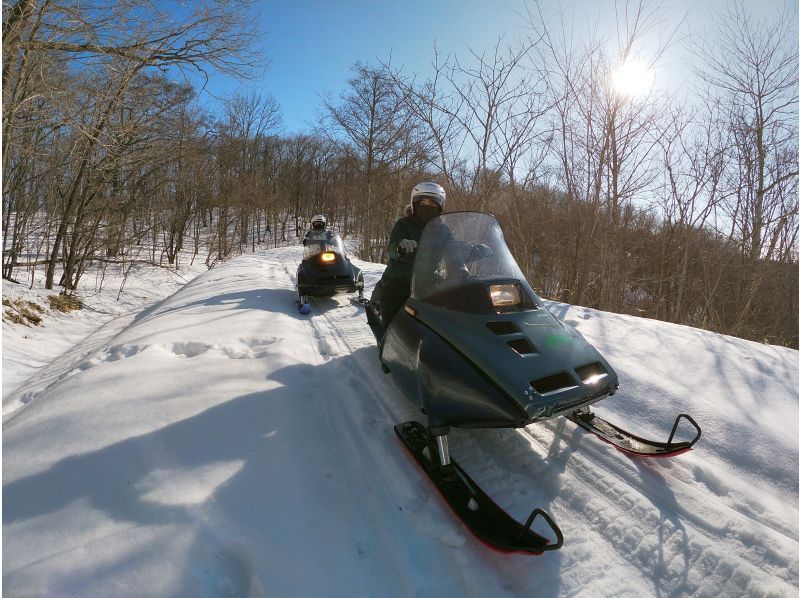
top-left (471, 243), bottom-right (493, 258)
top-left (398, 239), bottom-right (418, 254)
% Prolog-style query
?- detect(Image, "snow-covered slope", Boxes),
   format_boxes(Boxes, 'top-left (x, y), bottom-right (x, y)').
top-left (2, 258), bottom-right (208, 403)
top-left (3, 246), bottom-right (798, 596)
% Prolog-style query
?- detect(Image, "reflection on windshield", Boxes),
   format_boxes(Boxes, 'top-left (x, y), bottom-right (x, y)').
top-left (304, 231), bottom-right (346, 259)
top-left (411, 212), bottom-right (533, 304)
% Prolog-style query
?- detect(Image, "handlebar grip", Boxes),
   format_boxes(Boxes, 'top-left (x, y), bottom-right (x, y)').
top-left (397, 242), bottom-right (417, 255)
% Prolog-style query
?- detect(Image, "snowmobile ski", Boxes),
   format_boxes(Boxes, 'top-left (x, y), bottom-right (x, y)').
top-left (363, 299), bottom-right (384, 343)
top-left (295, 297), bottom-right (311, 315)
top-left (395, 421), bottom-right (563, 554)
top-left (349, 296), bottom-right (369, 308)
top-left (565, 410), bottom-right (701, 457)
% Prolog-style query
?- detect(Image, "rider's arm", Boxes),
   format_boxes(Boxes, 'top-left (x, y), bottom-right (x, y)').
top-left (387, 219), bottom-right (412, 260)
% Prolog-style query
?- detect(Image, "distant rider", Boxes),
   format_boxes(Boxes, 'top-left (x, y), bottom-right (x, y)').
top-left (372, 182), bottom-right (447, 333)
top-left (303, 214), bottom-right (330, 245)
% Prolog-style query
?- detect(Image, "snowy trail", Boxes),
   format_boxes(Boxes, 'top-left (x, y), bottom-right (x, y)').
top-left (298, 249), bottom-right (798, 597)
top-left (286, 247), bottom-right (797, 595)
top-left (3, 246), bottom-right (798, 597)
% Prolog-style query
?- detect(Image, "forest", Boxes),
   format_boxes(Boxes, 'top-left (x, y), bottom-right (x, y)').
top-left (3, 0), bottom-right (797, 346)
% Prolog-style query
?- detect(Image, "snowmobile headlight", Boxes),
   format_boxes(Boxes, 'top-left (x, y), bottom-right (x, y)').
top-left (583, 373), bottom-right (606, 385)
top-left (320, 252), bottom-right (336, 263)
top-left (489, 284), bottom-right (521, 307)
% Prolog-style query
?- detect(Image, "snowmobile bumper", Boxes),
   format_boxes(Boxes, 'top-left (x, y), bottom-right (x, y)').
top-left (523, 381), bottom-right (618, 421)
top-left (297, 280), bottom-right (360, 296)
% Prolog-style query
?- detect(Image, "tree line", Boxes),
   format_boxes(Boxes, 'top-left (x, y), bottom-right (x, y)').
top-left (3, 0), bottom-right (797, 347)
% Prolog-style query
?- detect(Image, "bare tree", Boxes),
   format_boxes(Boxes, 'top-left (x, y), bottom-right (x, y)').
top-left (2, 0), bottom-right (263, 289)
top-left (529, 0), bottom-right (679, 308)
top-left (322, 62), bottom-right (425, 260)
top-left (214, 91), bottom-right (282, 257)
top-left (442, 36), bottom-right (541, 207)
top-left (692, 1), bottom-right (799, 337)
top-left (383, 47), bottom-right (469, 191)
top-left (654, 100), bottom-right (727, 323)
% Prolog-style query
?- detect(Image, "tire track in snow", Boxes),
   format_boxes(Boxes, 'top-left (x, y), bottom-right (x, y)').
top-left (280, 254), bottom-right (419, 426)
top-left (438, 379), bottom-right (797, 596)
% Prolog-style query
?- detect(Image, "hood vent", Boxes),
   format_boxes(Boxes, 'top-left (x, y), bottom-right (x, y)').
top-left (486, 321), bottom-right (520, 335)
top-left (507, 338), bottom-right (537, 356)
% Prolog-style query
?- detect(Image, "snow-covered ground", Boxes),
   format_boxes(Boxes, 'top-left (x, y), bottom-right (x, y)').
top-left (3, 245), bottom-right (798, 596)
top-left (2, 257), bottom-right (209, 403)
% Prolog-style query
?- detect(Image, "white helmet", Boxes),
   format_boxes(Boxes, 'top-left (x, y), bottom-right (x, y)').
top-left (410, 182), bottom-right (446, 209)
top-left (311, 214), bottom-right (326, 229)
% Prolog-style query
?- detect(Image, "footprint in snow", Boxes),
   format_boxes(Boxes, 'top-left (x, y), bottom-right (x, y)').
top-left (438, 528), bottom-right (467, 548)
top-left (74, 344), bottom-right (148, 371)
top-left (72, 336), bottom-right (281, 372)
top-left (171, 342), bottom-right (212, 358)
top-left (692, 464), bottom-right (729, 497)
top-left (219, 337), bottom-right (280, 359)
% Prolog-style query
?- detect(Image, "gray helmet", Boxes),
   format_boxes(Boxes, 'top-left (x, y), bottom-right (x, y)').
top-left (410, 182), bottom-right (446, 209)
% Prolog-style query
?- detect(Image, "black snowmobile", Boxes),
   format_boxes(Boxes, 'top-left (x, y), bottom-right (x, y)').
top-left (370, 212), bottom-right (701, 554)
top-left (296, 231), bottom-right (364, 312)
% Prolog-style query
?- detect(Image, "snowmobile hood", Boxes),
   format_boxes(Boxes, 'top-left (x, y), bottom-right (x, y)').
top-left (406, 299), bottom-right (618, 420)
top-left (401, 211), bottom-right (618, 421)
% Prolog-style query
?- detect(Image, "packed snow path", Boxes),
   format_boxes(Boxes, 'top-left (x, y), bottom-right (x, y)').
top-left (4, 246), bottom-right (798, 596)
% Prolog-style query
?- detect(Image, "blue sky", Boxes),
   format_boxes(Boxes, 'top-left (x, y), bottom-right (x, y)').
top-left (201, 0), bottom-right (796, 134)
top-left (208, 0), bottom-right (538, 132)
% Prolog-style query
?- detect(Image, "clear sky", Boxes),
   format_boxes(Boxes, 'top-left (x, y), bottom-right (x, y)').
top-left (202, 0), bottom-right (797, 134)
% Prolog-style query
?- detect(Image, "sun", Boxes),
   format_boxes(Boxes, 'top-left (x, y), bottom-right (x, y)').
top-left (611, 59), bottom-right (655, 98)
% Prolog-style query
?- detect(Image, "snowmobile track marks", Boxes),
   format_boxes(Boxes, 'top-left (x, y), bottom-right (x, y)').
top-left (513, 421), bottom-right (796, 595)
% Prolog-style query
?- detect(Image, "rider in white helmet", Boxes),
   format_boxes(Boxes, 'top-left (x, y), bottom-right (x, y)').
top-left (303, 214), bottom-right (329, 245)
top-left (369, 182), bottom-right (447, 332)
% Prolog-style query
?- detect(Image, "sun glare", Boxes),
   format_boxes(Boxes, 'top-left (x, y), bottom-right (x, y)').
top-left (611, 59), bottom-right (655, 98)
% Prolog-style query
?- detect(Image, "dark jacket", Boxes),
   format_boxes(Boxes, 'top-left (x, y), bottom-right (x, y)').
top-left (381, 215), bottom-right (427, 287)
top-left (303, 229), bottom-right (331, 245)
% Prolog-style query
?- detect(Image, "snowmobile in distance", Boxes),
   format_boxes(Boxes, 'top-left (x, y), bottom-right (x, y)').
top-left (373, 211), bottom-right (701, 554)
top-left (296, 231), bottom-right (364, 314)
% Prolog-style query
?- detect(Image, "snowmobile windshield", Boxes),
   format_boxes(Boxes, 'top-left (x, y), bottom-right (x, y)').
top-left (303, 231), bottom-right (346, 260)
top-left (410, 212), bottom-right (540, 313)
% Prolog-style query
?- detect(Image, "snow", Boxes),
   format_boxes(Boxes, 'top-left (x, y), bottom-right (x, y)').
top-left (2, 259), bottom-right (208, 402)
top-left (3, 245), bottom-right (798, 596)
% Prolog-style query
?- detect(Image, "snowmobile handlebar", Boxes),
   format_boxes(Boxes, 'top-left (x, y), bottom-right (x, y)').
top-left (667, 413), bottom-right (702, 449)
top-left (520, 508), bottom-right (564, 551)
